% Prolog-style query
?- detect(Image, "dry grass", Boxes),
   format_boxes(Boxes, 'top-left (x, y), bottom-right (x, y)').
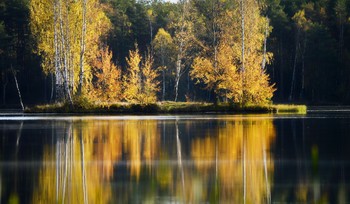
top-left (26, 101), bottom-right (307, 114)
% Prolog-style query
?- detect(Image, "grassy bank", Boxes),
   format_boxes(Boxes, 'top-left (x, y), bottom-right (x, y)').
top-left (25, 101), bottom-right (307, 114)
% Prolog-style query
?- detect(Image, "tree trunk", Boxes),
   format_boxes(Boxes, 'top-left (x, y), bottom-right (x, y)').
top-left (175, 53), bottom-right (182, 102)
top-left (148, 14), bottom-right (153, 53)
top-left (55, 0), bottom-right (64, 102)
top-left (289, 28), bottom-right (300, 101)
top-left (162, 70), bottom-right (165, 101)
top-left (212, 0), bottom-right (219, 101)
top-left (58, 0), bottom-right (73, 105)
top-left (11, 65), bottom-right (24, 111)
top-left (240, 0), bottom-right (246, 104)
top-left (78, 0), bottom-right (87, 96)
top-left (174, 0), bottom-right (188, 102)
top-left (161, 44), bottom-right (166, 101)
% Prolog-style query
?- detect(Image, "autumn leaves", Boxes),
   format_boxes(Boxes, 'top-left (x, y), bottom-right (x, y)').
top-left (30, 0), bottom-right (275, 106)
top-left (191, 0), bottom-right (275, 105)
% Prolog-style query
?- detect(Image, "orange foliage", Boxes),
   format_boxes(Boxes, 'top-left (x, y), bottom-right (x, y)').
top-left (90, 47), bottom-right (122, 102)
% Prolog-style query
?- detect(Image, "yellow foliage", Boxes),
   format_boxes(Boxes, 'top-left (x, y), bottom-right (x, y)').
top-left (123, 45), bottom-right (160, 103)
top-left (191, 0), bottom-right (275, 105)
top-left (123, 45), bottom-right (142, 103)
top-left (191, 42), bottom-right (241, 102)
top-left (142, 53), bottom-right (160, 103)
top-left (30, 0), bottom-right (111, 94)
top-left (153, 28), bottom-right (174, 51)
top-left (89, 47), bottom-right (122, 102)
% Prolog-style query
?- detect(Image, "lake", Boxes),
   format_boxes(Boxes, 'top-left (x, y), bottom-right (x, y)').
top-left (0, 113), bottom-right (349, 203)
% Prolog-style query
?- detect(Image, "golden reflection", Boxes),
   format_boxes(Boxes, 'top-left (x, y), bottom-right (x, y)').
top-left (191, 118), bottom-right (275, 204)
top-left (32, 122), bottom-right (112, 204)
top-left (122, 120), bottom-right (159, 179)
top-left (32, 117), bottom-right (275, 203)
top-left (32, 119), bottom-right (160, 203)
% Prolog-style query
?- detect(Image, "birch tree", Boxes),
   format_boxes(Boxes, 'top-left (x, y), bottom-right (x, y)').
top-left (235, 0), bottom-right (275, 104)
top-left (78, 0), bottom-right (87, 96)
top-left (172, 0), bottom-right (195, 101)
top-left (30, 0), bottom-right (110, 103)
top-left (289, 10), bottom-right (310, 100)
top-left (153, 28), bottom-right (174, 101)
top-left (192, 0), bottom-right (275, 105)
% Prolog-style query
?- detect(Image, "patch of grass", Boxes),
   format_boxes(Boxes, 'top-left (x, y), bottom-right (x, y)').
top-left (271, 104), bottom-right (307, 114)
top-left (158, 101), bottom-right (213, 113)
top-left (26, 101), bottom-right (307, 114)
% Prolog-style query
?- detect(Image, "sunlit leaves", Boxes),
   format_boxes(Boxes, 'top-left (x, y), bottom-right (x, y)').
top-left (123, 44), bottom-right (159, 103)
top-left (191, 0), bottom-right (275, 105)
top-left (142, 53), bottom-right (160, 103)
top-left (123, 44), bottom-right (143, 103)
top-left (90, 47), bottom-right (122, 102)
top-left (30, 0), bottom-right (110, 94)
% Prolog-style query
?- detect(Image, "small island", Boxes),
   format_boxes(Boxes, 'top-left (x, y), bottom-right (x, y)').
top-left (17, 0), bottom-right (307, 114)
top-left (27, 101), bottom-right (306, 114)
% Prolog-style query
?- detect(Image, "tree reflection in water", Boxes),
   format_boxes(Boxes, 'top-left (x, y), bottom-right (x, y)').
top-left (31, 117), bottom-right (275, 203)
top-left (32, 121), bottom-right (113, 203)
top-left (191, 118), bottom-right (275, 203)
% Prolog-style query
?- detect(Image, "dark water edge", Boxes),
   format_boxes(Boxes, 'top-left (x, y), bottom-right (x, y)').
top-left (0, 113), bottom-right (349, 203)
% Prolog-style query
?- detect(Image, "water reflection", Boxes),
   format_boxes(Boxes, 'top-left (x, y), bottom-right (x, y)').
top-left (1, 115), bottom-right (349, 203)
top-left (27, 117), bottom-right (275, 203)
top-left (191, 119), bottom-right (275, 203)
top-left (32, 121), bottom-right (112, 203)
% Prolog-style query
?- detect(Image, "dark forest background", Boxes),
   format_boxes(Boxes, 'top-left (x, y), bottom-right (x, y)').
top-left (1, 0), bottom-right (350, 107)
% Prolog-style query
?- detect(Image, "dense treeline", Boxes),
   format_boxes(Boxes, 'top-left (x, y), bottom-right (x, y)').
top-left (0, 0), bottom-right (350, 107)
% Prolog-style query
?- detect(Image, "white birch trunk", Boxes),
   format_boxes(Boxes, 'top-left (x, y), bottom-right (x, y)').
top-left (58, 0), bottom-right (73, 105)
top-left (11, 65), bottom-right (24, 111)
top-left (174, 0), bottom-right (188, 102)
top-left (55, 0), bottom-right (64, 101)
top-left (78, 0), bottom-right (87, 96)
top-left (175, 52), bottom-right (182, 102)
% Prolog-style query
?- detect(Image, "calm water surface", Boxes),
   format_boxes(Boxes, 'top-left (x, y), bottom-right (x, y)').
top-left (0, 113), bottom-right (349, 203)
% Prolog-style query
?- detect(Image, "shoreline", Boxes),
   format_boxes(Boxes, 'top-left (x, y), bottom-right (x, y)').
top-left (24, 102), bottom-right (307, 114)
